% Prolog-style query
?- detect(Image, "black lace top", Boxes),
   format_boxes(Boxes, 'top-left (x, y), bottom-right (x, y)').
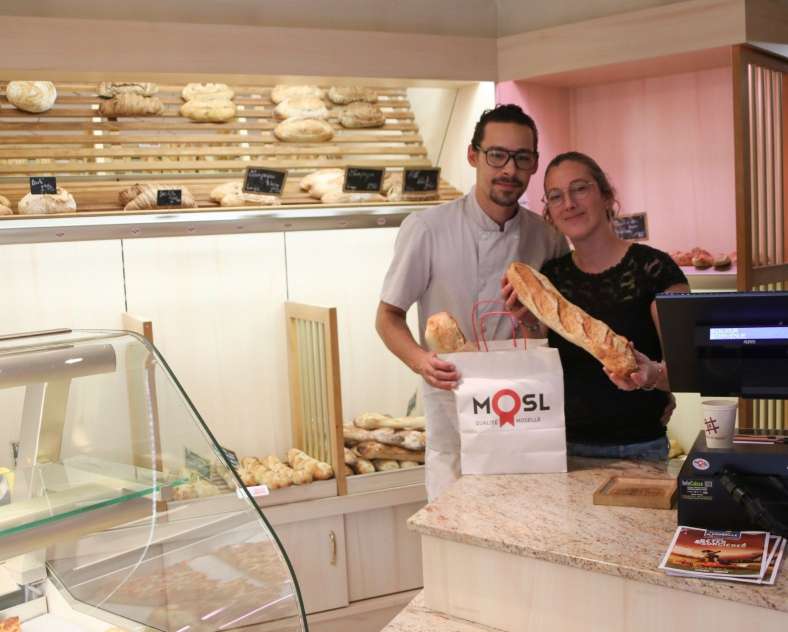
top-left (540, 244), bottom-right (688, 445)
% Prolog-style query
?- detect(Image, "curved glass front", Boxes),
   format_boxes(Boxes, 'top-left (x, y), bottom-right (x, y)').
top-left (0, 329), bottom-right (307, 632)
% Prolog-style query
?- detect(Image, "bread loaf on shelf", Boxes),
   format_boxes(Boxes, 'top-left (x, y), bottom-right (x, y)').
top-left (180, 98), bottom-right (235, 123)
top-left (17, 188), bottom-right (76, 215)
top-left (99, 93), bottom-right (163, 117)
top-left (271, 85), bottom-right (324, 104)
top-left (209, 181), bottom-right (281, 207)
top-left (300, 168), bottom-right (344, 199)
top-left (0, 195), bottom-right (12, 215)
top-left (327, 86), bottom-right (377, 105)
top-left (351, 455), bottom-right (375, 475)
top-left (119, 184), bottom-right (197, 211)
top-left (98, 81), bottom-right (158, 98)
top-left (354, 441), bottom-right (425, 462)
top-left (353, 413), bottom-right (426, 431)
top-left (506, 261), bottom-right (637, 378)
top-left (373, 459), bottom-right (400, 472)
top-left (182, 82), bottom-right (234, 101)
top-left (343, 424), bottom-right (405, 447)
top-left (273, 96), bottom-right (329, 121)
top-left (273, 118), bottom-right (334, 142)
top-left (6, 81), bottom-right (57, 113)
top-left (383, 173), bottom-right (440, 202)
top-left (339, 102), bottom-right (385, 128)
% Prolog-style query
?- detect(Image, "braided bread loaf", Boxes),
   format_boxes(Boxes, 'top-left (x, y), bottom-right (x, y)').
top-left (506, 262), bottom-right (637, 378)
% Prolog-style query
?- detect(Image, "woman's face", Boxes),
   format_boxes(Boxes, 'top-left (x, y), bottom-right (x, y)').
top-left (543, 160), bottom-right (610, 242)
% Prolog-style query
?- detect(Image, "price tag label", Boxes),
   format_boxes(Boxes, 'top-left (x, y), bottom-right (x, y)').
top-left (30, 176), bottom-right (57, 195)
top-left (238, 484), bottom-right (270, 498)
top-left (157, 189), bottom-right (182, 207)
top-left (403, 168), bottom-right (440, 193)
top-left (343, 167), bottom-right (385, 193)
top-left (243, 167), bottom-right (287, 196)
top-left (613, 212), bottom-right (648, 241)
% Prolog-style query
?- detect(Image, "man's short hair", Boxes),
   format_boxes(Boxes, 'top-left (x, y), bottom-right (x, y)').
top-left (470, 104), bottom-right (538, 152)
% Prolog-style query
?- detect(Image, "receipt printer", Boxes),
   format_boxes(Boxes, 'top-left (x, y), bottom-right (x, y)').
top-left (677, 431), bottom-right (788, 534)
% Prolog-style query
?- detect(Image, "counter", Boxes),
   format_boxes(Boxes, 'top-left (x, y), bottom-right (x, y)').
top-left (395, 458), bottom-right (787, 632)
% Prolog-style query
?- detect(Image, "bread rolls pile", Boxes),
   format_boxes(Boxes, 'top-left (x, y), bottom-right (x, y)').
top-left (180, 82), bottom-right (236, 123)
top-left (670, 247), bottom-right (733, 271)
top-left (271, 85), bottom-right (334, 142)
top-left (236, 449), bottom-right (334, 489)
top-left (506, 261), bottom-right (638, 378)
top-left (343, 413), bottom-right (425, 474)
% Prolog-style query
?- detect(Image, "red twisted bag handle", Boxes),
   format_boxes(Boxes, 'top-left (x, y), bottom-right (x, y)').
top-left (471, 299), bottom-right (527, 352)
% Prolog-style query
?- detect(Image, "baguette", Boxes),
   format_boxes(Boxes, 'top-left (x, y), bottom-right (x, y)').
top-left (506, 261), bottom-right (637, 378)
top-left (343, 424), bottom-right (404, 446)
top-left (355, 441), bottom-right (425, 462)
top-left (353, 413), bottom-right (425, 431)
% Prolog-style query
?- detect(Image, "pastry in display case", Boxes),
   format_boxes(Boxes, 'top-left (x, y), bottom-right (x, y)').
top-left (0, 329), bottom-right (307, 631)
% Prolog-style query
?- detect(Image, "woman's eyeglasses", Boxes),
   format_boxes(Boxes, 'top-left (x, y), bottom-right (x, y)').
top-left (543, 180), bottom-right (596, 209)
top-left (476, 146), bottom-right (538, 170)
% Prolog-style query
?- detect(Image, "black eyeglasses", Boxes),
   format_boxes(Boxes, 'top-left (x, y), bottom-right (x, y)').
top-left (475, 146), bottom-right (538, 170)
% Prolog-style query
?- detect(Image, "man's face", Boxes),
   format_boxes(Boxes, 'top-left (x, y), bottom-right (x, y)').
top-left (467, 121), bottom-right (538, 209)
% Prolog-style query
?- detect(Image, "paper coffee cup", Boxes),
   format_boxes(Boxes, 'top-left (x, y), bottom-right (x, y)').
top-left (702, 400), bottom-right (737, 448)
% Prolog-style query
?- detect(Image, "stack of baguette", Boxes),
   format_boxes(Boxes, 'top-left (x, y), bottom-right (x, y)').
top-left (236, 449), bottom-right (334, 490)
top-left (343, 413), bottom-right (425, 474)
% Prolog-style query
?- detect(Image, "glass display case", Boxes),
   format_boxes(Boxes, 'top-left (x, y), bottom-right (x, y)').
top-left (0, 329), bottom-right (307, 631)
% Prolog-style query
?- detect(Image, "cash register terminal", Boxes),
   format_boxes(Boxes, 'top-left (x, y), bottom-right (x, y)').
top-left (656, 291), bottom-right (788, 535)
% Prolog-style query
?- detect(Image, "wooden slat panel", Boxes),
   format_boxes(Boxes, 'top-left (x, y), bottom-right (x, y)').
top-left (0, 79), bottom-right (461, 212)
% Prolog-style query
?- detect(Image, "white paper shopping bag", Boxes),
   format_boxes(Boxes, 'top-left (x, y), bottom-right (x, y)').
top-left (447, 302), bottom-right (567, 475)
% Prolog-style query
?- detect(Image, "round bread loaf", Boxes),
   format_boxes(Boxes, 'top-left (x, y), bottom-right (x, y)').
top-left (6, 81), bottom-right (57, 113)
top-left (327, 86), bottom-right (377, 105)
top-left (425, 312), bottom-right (467, 353)
top-left (180, 99), bottom-right (236, 122)
top-left (182, 82), bottom-right (234, 101)
top-left (273, 118), bottom-right (334, 143)
top-left (18, 188), bottom-right (76, 215)
top-left (270, 84), bottom-right (324, 104)
top-left (273, 96), bottom-right (328, 121)
top-left (339, 102), bottom-right (385, 128)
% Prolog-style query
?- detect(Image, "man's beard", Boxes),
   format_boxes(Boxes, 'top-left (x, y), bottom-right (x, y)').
top-left (489, 178), bottom-right (524, 207)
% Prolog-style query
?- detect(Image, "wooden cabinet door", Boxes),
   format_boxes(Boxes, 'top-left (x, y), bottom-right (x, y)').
top-left (275, 515), bottom-right (349, 614)
top-left (344, 501), bottom-right (425, 602)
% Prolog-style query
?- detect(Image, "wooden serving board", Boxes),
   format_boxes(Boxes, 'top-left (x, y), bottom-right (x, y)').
top-left (592, 475), bottom-right (677, 510)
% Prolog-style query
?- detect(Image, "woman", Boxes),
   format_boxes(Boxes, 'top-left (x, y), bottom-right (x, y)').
top-left (506, 151), bottom-right (689, 460)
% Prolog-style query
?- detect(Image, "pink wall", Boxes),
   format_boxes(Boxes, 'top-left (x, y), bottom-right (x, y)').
top-left (497, 67), bottom-right (736, 255)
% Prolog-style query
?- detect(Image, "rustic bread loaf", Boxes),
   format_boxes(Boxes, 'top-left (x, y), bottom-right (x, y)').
top-left (0, 195), bottom-right (10, 207)
top-left (713, 254), bottom-right (731, 271)
top-left (99, 94), bottom-right (163, 117)
top-left (180, 98), bottom-right (235, 122)
top-left (339, 102), bottom-right (385, 128)
top-left (273, 118), bottom-right (334, 142)
top-left (425, 311), bottom-right (467, 353)
top-left (17, 188), bottom-right (76, 215)
top-left (209, 181), bottom-right (281, 207)
top-left (327, 86), bottom-right (377, 105)
top-left (506, 262), bottom-right (637, 378)
top-left (300, 168), bottom-right (344, 199)
top-left (273, 96), bottom-right (328, 121)
top-left (270, 85), bottom-right (324, 104)
top-left (0, 204), bottom-right (13, 216)
top-left (98, 82), bottom-right (158, 98)
top-left (6, 81), bottom-right (57, 113)
top-left (181, 82), bottom-right (233, 101)
top-left (119, 184), bottom-right (197, 211)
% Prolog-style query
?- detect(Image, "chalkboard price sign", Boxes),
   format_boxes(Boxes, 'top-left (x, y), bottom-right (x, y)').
top-left (243, 167), bottom-right (287, 195)
top-left (29, 176), bottom-right (57, 195)
top-left (403, 168), bottom-right (441, 193)
top-left (613, 213), bottom-right (648, 241)
top-left (343, 167), bottom-right (385, 193)
top-left (220, 445), bottom-right (240, 469)
top-left (157, 189), bottom-right (183, 207)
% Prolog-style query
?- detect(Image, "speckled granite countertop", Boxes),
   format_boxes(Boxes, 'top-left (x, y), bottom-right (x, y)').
top-left (407, 458), bottom-right (787, 613)
top-left (383, 592), bottom-right (505, 632)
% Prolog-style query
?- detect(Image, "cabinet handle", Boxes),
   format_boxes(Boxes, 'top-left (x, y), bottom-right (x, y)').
top-left (329, 530), bottom-right (337, 565)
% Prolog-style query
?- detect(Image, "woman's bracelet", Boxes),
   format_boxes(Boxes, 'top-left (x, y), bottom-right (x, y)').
top-left (641, 361), bottom-right (664, 391)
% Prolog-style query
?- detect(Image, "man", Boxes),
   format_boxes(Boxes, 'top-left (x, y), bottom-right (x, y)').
top-left (376, 104), bottom-right (569, 500)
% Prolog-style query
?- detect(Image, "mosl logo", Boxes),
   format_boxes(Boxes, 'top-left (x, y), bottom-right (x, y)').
top-left (472, 388), bottom-right (550, 427)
